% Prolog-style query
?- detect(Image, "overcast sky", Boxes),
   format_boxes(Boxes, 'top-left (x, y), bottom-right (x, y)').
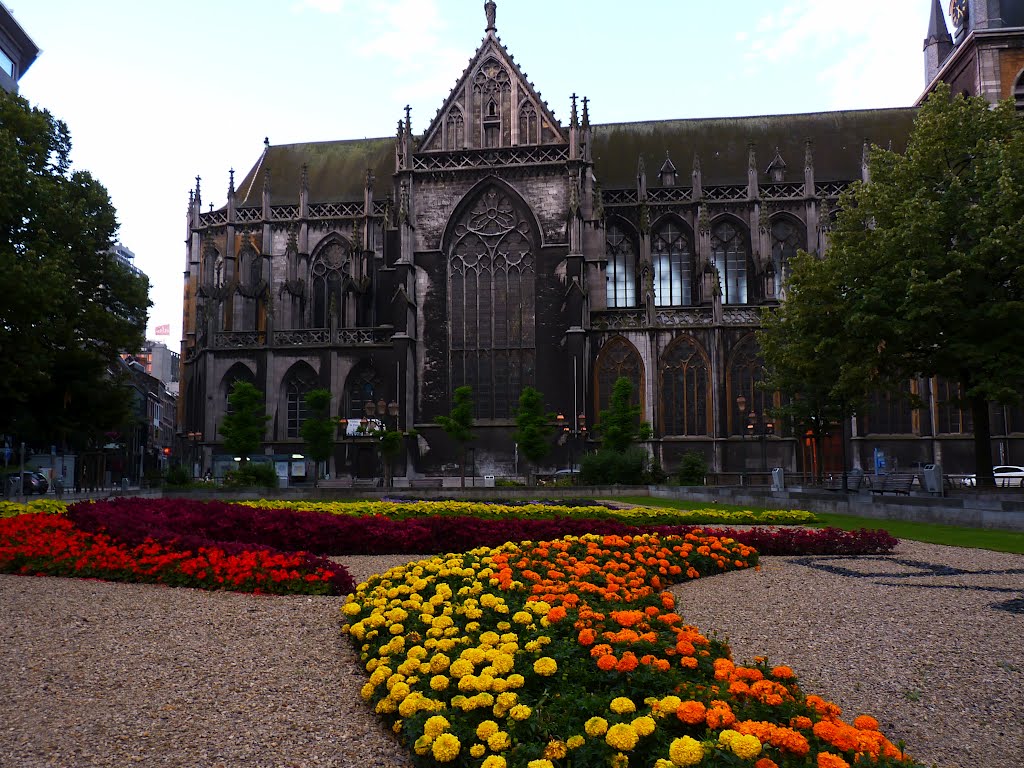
top-left (12, 0), bottom-right (943, 342)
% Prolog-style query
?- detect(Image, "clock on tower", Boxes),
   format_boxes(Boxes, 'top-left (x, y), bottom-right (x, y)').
top-left (949, 0), bottom-right (968, 30)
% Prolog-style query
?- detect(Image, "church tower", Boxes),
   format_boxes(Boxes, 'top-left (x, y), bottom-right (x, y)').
top-left (922, 0), bottom-right (1024, 107)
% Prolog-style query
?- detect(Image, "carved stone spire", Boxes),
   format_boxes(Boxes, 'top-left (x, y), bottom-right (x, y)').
top-left (228, 168), bottom-right (235, 196)
top-left (924, 0), bottom-right (954, 84)
top-left (485, 1), bottom-right (496, 33)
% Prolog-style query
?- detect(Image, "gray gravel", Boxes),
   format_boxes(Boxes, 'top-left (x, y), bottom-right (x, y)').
top-left (0, 541), bottom-right (1020, 768)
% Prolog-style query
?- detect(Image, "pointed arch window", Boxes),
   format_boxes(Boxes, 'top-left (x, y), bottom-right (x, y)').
top-left (1014, 70), bottom-right (1024, 112)
top-left (728, 337), bottom-right (769, 435)
top-left (652, 220), bottom-right (692, 306)
top-left (594, 337), bottom-right (644, 418)
top-left (769, 216), bottom-right (804, 296)
top-left (445, 107), bottom-right (465, 150)
top-left (518, 101), bottom-right (538, 145)
top-left (863, 380), bottom-right (918, 435)
top-left (310, 239), bottom-right (350, 329)
top-left (473, 58), bottom-right (511, 148)
top-left (284, 368), bottom-right (318, 439)
top-left (606, 224), bottom-right (637, 308)
top-left (934, 378), bottom-right (971, 434)
top-left (711, 220), bottom-right (749, 305)
top-left (449, 186), bottom-right (536, 419)
top-left (660, 337), bottom-right (710, 436)
top-left (345, 365), bottom-right (382, 419)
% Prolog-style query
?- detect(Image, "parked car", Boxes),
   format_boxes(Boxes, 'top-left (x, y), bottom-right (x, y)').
top-left (2, 470), bottom-right (49, 495)
top-left (962, 465), bottom-right (1024, 488)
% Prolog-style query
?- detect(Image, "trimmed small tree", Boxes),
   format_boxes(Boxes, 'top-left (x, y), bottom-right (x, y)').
top-left (512, 386), bottom-right (554, 486)
top-left (436, 386), bottom-right (475, 488)
top-left (220, 381), bottom-right (270, 465)
top-left (582, 377), bottom-right (652, 485)
top-left (300, 389), bottom-right (335, 486)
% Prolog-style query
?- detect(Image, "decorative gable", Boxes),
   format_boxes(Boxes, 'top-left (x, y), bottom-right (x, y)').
top-left (419, 8), bottom-right (566, 152)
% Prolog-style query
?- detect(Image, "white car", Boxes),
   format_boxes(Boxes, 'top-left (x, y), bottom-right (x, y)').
top-left (962, 465), bottom-right (1024, 487)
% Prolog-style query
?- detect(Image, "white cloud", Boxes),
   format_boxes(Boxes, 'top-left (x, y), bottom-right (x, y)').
top-left (292, 0), bottom-right (347, 13)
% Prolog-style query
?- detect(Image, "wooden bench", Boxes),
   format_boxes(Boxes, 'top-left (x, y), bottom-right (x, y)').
top-left (823, 472), bottom-right (864, 491)
top-left (870, 474), bottom-right (916, 496)
top-left (410, 477), bottom-right (444, 489)
top-left (317, 477), bottom-right (353, 489)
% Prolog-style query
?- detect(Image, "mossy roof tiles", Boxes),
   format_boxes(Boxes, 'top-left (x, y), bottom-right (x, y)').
top-left (229, 107), bottom-right (918, 207)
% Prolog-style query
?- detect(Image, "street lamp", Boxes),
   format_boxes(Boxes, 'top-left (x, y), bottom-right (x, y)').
top-left (186, 431), bottom-right (203, 479)
top-left (363, 398), bottom-right (401, 486)
top-left (736, 396), bottom-right (773, 475)
top-left (556, 411), bottom-right (588, 484)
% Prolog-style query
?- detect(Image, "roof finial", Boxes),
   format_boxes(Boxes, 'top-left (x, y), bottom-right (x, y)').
top-left (485, 1), bottom-right (497, 33)
top-left (228, 168), bottom-right (235, 195)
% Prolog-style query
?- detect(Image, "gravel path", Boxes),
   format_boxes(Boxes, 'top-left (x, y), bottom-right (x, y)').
top-left (0, 541), bottom-right (1021, 768)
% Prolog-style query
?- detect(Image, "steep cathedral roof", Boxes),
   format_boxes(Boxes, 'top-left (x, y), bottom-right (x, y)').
top-left (591, 107), bottom-right (918, 187)
top-left (234, 137), bottom-right (394, 207)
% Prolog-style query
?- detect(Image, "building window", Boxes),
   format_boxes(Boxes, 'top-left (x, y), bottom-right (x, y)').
top-left (711, 221), bottom-right (749, 305)
top-left (863, 380), bottom-right (917, 435)
top-left (935, 378), bottom-right (972, 434)
top-left (310, 239), bottom-right (350, 329)
top-left (770, 216), bottom-right (804, 295)
top-left (449, 186), bottom-right (536, 419)
top-left (518, 101), bottom-right (537, 144)
top-left (728, 336), bottom-right (768, 435)
top-left (1015, 70), bottom-right (1024, 112)
top-left (594, 336), bottom-right (644, 418)
top-left (445, 108), bottom-right (465, 150)
top-left (606, 224), bottom-right (637, 308)
top-left (285, 377), bottom-right (316, 439)
top-left (345, 365), bottom-right (381, 419)
top-left (0, 49), bottom-right (13, 78)
top-left (660, 337), bottom-right (710, 436)
top-left (652, 220), bottom-right (692, 306)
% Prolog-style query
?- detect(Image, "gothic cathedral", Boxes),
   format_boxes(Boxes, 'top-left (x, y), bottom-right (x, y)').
top-left (179, 1), bottom-right (1024, 482)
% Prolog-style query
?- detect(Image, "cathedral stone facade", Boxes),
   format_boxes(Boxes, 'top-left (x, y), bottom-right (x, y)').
top-left (179, 1), bottom-right (1024, 482)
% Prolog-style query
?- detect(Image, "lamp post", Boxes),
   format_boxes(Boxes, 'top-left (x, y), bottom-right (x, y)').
top-left (556, 411), bottom-right (588, 484)
top-left (186, 431), bottom-right (203, 479)
top-left (363, 398), bottom-right (400, 486)
top-left (736, 396), bottom-right (773, 477)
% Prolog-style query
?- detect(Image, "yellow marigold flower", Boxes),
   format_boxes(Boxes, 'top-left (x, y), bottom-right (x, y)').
top-left (717, 729), bottom-right (740, 746)
top-left (487, 731), bottom-right (511, 751)
top-left (513, 611), bottom-right (533, 624)
top-left (605, 723), bottom-right (640, 751)
top-left (610, 753), bottom-right (629, 768)
top-left (655, 759), bottom-right (674, 768)
top-left (509, 704), bottom-right (532, 721)
top-left (342, 601), bottom-right (361, 616)
top-left (449, 659), bottom-right (475, 679)
top-left (668, 736), bottom-right (704, 766)
top-left (533, 657), bottom-right (557, 676)
top-left (507, 674), bottom-right (525, 688)
top-left (423, 715), bottom-right (450, 739)
top-left (360, 682), bottom-right (375, 701)
top-left (543, 740), bottom-right (568, 759)
top-left (431, 732), bottom-right (461, 763)
top-left (585, 716), bottom-right (609, 737)
top-left (481, 756), bottom-right (507, 768)
top-left (528, 601), bottom-right (551, 615)
top-left (632, 716), bottom-right (656, 737)
top-left (610, 697), bottom-right (636, 714)
top-left (470, 743), bottom-right (486, 758)
top-left (413, 735), bottom-right (432, 756)
top-left (527, 760), bottom-right (554, 768)
top-left (656, 695), bottom-right (682, 716)
top-left (430, 675), bottom-right (449, 691)
top-left (392, 720), bottom-right (403, 734)
top-left (476, 720), bottom-right (500, 740)
top-left (729, 733), bottom-right (762, 760)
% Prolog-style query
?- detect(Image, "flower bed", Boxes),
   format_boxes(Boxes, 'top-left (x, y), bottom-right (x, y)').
top-left (0, 512), bottom-right (352, 595)
top-left (65, 499), bottom-right (895, 559)
top-left (344, 532), bottom-right (922, 768)
top-left (241, 499), bottom-right (820, 527)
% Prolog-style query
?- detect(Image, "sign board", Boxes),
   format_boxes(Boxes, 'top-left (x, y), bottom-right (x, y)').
top-left (873, 448), bottom-right (888, 476)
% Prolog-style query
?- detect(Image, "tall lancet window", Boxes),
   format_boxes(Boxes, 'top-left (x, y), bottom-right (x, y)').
top-left (310, 239), bottom-right (350, 328)
top-left (518, 101), bottom-right (538, 144)
top-left (711, 220), bottom-right (749, 305)
top-left (445, 107), bottom-right (465, 150)
top-left (652, 219), bottom-right (692, 306)
top-left (606, 224), bottom-right (637, 308)
top-left (449, 187), bottom-right (536, 419)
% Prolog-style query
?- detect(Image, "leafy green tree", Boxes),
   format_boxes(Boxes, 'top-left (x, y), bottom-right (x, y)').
top-left (0, 91), bottom-right (150, 450)
top-left (220, 381), bottom-right (270, 464)
top-left (378, 429), bottom-right (404, 488)
top-left (757, 250), bottom-right (868, 484)
top-left (511, 386), bottom-right (554, 486)
top-left (596, 377), bottom-right (651, 453)
top-left (436, 385), bottom-right (475, 488)
top-left (822, 83), bottom-right (1024, 487)
top-left (300, 389), bottom-right (334, 486)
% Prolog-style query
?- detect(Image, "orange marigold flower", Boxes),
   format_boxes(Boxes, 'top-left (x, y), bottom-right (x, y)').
top-left (679, 656), bottom-right (698, 670)
top-left (770, 665), bottom-right (795, 679)
top-left (547, 606), bottom-right (567, 622)
top-left (755, 760), bottom-right (779, 768)
top-left (596, 654), bottom-right (618, 671)
top-left (616, 652), bottom-right (639, 673)
top-left (853, 715), bottom-right (879, 731)
top-left (578, 628), bottom-right (597, 646)
top-left (816, 752), bottom-right (851, 768)
top-left (676, 701), bottom-right (707, 726)
top-left (590, 644), bottom-right (613, 658)
top-left (789, 716), bottom-right (812, 730)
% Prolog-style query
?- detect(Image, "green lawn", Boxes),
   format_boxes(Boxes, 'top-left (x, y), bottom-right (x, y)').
top-left (618, 495), bottom-right (1024, 555)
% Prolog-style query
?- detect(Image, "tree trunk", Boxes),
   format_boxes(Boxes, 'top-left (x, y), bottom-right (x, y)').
top-left (460, 446), bottom-right (466, 488)
top-left (970, 394), bottom-right (995, 488)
